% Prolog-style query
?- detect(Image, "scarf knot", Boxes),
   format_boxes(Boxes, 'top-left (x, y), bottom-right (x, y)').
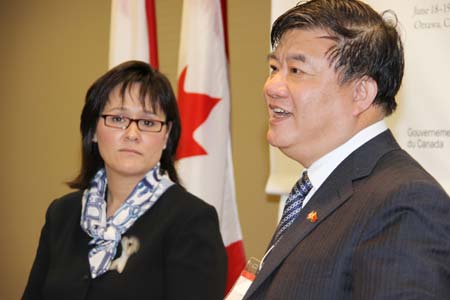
top-left (80, 164), bottom-right (173, 278)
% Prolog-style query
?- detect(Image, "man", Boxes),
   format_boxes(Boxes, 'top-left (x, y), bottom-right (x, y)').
top-left (244, 0), bottom-right (450, 299)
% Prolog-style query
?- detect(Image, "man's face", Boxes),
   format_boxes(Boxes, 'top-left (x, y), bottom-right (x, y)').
top-left (264, 28), bottom-right (357, 167)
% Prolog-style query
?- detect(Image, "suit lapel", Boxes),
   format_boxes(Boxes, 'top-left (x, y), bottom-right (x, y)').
top-left (244, 130), bottom-right (400, 299)
top-left (244, 163), bottom-right (354, 299)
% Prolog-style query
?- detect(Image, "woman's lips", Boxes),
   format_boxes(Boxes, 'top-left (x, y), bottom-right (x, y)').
top-left (119, 148), bottom-right (142, 155)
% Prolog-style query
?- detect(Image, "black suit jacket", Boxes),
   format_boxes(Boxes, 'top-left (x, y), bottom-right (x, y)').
top-left (23, 184), bottom-right (227, 300)
top-left (245, 130), bottom-right (450, 299)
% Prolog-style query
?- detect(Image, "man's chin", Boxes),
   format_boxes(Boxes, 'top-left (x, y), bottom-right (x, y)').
top-left (267, 131), bottom-right (286, 149)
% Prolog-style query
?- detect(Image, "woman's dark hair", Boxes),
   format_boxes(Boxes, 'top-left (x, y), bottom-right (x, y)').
top-left (68, 60), bottom-right (181, 189)
top-left (271, 0), bottom-right (404, 116)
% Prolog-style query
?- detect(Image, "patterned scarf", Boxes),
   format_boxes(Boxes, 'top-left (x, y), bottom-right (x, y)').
top-left (80, 163), bottom-right (173, 278)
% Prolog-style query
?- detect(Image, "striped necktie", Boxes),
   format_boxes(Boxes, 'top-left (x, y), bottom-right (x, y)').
top-left (273, 171), bottom-right (313, 245)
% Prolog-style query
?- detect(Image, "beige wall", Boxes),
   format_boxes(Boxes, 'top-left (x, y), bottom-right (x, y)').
top-left (0, 1), bottom-right (280, 298)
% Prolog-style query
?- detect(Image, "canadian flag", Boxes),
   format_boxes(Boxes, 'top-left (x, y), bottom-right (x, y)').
top-left (108, 0), bottom-right (158, 68)
top-left (176, 0), bottom-right (246, 293)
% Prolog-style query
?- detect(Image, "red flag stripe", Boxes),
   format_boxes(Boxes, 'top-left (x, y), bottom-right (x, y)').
top-left (220, 0), bottom-right (229, 60)
top-left (145, 0), bottom-right (159, 69)
top-left (225, 241), bottom-right (246, 294)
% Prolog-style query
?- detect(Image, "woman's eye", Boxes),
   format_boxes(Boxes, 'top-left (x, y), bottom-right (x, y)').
top-left (112, 116), bottom-right (125, 123)
top-left (141, 120), bottom-right (155, 127)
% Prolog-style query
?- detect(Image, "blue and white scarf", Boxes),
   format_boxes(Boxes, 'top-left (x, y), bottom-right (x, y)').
top-left (80, 163), bottom-right (173, 278)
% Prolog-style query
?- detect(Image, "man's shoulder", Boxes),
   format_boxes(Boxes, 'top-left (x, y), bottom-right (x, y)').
top-left (359, 147), bottom-right (449, 205)
top-left (343, 130), bottom-right (447, 198)
top-left (352, 130), bottom-right (436, 182)
top-left (377, 147), bottom-right (438, 182)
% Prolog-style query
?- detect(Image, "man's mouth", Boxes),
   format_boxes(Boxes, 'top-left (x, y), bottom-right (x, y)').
top-left (270, 105), bottom-right (291, 117)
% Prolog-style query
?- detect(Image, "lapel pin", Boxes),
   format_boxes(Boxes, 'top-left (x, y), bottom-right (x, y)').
top-left (307, 210), bottom-right (318, 223)
top-left (109, 236), bottom-right (140, 274)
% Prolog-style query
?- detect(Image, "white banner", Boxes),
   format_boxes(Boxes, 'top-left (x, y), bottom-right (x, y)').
top-left (267, 0), bottom-right (450, 197)
top-left (365, 0), bottom-right (450, 192)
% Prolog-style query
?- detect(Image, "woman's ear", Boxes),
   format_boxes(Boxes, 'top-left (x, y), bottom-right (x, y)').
top-left (163, 123), bottom-right (172, 149)
top-left (92, 133), bottom-right (98, 143)
top-left (352, 76), bottom-right (378, 116)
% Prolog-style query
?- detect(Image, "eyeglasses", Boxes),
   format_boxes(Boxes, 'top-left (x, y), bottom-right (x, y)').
top-left (101, 115), bottom-right (167, 132)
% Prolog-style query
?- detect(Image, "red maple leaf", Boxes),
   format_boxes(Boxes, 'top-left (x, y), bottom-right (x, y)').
top-left (175, 66), bottom-right (221, 160)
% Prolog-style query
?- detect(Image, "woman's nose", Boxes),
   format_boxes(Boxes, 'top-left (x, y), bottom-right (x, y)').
top-left (124, 121), bottom-right (141, 141)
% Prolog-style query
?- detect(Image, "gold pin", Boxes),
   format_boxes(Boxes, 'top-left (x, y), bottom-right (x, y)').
top-left (307, 210), bottom-right (318, 223)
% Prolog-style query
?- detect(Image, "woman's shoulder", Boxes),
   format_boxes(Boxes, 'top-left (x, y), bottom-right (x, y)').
top-left (162, 184), bottom-right (214, 210)
top-left (157, 184), bottom-right (222, 239)
top-left (46, 190), bottom-right (84, 217)
top-left (158, 184), bottom-right (219, 222)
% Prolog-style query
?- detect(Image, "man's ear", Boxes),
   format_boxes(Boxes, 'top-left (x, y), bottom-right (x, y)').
top-left (352, 76), bottom-right (378, 116)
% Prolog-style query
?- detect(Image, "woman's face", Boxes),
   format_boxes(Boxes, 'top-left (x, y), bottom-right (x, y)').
top-left (94, 84), bottom-right (170, 181)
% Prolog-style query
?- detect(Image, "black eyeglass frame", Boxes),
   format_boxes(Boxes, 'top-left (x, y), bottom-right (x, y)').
top-left (100, 114), bottom-right (167, 132)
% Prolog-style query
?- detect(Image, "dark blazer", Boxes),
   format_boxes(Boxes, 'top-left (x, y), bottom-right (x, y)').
top-left (245, 130), bottom-right (450, 299)
top-left (23, 184), bottom-right (227, 300)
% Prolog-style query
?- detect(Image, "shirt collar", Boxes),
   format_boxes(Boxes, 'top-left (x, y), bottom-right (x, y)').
top-left (303, 120), bottom-right (388, 206)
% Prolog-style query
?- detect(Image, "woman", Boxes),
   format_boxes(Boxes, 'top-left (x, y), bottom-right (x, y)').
top-left (23, 61), bottom-right (227, 300)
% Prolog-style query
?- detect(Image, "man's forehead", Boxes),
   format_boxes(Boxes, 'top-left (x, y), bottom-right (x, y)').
top-left (277, 28), bottom-right (334, 44)
top-left (270, 29), bottom-right (335, 59)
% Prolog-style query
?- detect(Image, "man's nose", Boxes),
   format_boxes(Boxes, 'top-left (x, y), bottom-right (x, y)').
top-left (264, 73), bottom-right (289, 99)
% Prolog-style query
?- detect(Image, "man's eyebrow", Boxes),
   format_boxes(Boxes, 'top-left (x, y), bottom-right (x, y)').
top-left (266, 53), bottom-right (307, 63)
top-left (267, 53), bottom-right (278, 61)
top-left (286, 54), bottom-right (306, 62)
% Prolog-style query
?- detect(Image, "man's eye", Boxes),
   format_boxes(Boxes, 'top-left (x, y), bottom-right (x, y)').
top-left (290, 67), bottom-right (303, 74)
top-left (269, 65), bottom-right (278, 74)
